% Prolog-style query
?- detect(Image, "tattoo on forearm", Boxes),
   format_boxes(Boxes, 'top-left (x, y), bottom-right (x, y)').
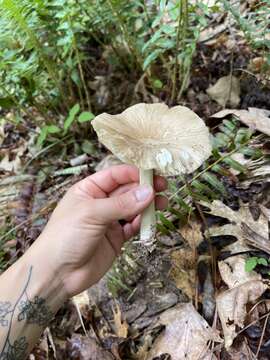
top-left (0, 337), bottom-right (28, 360)
top-left (0, 266), bottom-right (53, 359)
top-left (0, 302), bottom-right (12, 327)
top-left (18, 296), bottom-right (53, 326)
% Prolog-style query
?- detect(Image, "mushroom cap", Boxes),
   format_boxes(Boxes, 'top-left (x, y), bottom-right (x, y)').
top-left (92, 103), bottom-right (212, 176)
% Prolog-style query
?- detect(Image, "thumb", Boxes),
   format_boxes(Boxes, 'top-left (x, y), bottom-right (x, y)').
top-left (92, 185), bottom-right (154, 223)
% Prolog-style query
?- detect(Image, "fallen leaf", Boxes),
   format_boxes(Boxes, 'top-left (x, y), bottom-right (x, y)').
top-left (212, 107), bottom-right (270, 136)
top-left (147, 303), bottom-right (221, 360)
top-left (219, 255), bottom-right (262, 288)
top-left (72, 290), bottom-right (90, 321)
top-left (207, 75), bottom-right (240, 107)
top-left (31, 334), bottom-right (49, 359)
top-left (239, 160), bottom-right (270, 188)
top-left (0, 153), bottom-right (22, 172)
top-left (66, 334), bottom-right (114, 359)
top-left (89, 75), bottom-right (110, 108)
top-left (217, 255), bottom-right (268, 349)
top-left (225, 339), bottom-right (255, 359)
top-left (199, 23), bottom-right (228, 43)
top-left (180, 220), bottom-right (203, 248)
top-left (145, 293), bottom-right (178, 317)
top-left (260, 205), bottom-right (270, 221)
top-left (170, 248), bottom-right (196, 299)
top-left (0, 140), bottom-right (27, 173)
top-left (112, 303), bottom-right (129, 338)
top-left (200, 200), bottom-right (269, 254)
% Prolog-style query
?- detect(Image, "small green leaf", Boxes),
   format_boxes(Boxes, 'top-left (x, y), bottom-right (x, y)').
top-left (191, 180), bottom-right (217, 199)
top-left (152, 79), bottom-right (163, 89)
top-left (175, 196), bottom-right (193, 213)
top-left (201, 172), bottom-right (227, 195)
top-left (78, 111), bottom-right (95, 123)
top-left (257, 258), bottom-right (268, 266)
top-left (81, 140), bottom-right (96, 154)
top-left (37, 127), bottom-right (48, 147)
top-left (0, 97), bottom-right (15, 109)
top-left (69, 103), bottom-right (80, 118)
top-left (143, 49), bottom-right (162, 70)
top-left (245, 257), bottom-right (258, 272)
top-left (47, 125), bottom-right (61, 134)
top-left (157, 223), bottom-right (170, 235)
top-left (158, 212), bottom-right (176, 231)
top-left (223, 157), bottom-right (246, 173)
top-left (64, 104), bottom-right (80, 131)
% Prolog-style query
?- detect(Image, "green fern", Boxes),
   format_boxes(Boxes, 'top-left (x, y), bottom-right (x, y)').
top-left (158, 118), bottom-right (261, 235)
top-left (0, 0), bottom-right (60, 87)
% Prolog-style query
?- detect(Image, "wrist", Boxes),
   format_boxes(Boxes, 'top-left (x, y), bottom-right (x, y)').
top-left (19, 240), bottom-right (69, 311)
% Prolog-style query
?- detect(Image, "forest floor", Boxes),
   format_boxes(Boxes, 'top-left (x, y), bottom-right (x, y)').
top-left (1, 8), bottom-right (270, 360)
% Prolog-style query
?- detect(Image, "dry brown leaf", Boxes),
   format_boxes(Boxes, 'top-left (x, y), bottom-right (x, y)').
top-left (170, 248), bottom-right (196, 300)
top-left (199, 23), bottom-right (228, 43)
top-left (219, 255), bottom-right (262, 288)
top-left (212, 107), bottom-right (270, 136)
top-left (225, 340), bottom-right (255, 359)
top-left (66, 334), bottom-right (114, 359)
top-left (206, 76), bottom-right (240, 107)
top-left (180, 220), bottom-right (203, 248)
top-left (147, 303), bottom-right (221, 360)
top-left (0, 153), bottom-right (22, 172)
top-left (260, 205), bottom-right (270, 221)
top-left (112, 303), bottom-right (128, 338)
top-left (239, 160), bottom-right (270, 188)
top-left (217, 255), bottom-right (268, 349)
top-left (200, 200), bottom-right (269, 254)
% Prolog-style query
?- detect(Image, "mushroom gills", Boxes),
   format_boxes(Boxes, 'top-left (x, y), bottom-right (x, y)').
top-left (140, 169), bottom-right (156, 245)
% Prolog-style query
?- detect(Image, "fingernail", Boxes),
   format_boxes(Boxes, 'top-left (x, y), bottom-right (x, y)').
top-left (134, 185), bottom-right (152, 202)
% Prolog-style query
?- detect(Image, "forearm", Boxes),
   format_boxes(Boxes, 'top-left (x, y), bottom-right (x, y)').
top-left (0, 243), bottom-right (67, 359)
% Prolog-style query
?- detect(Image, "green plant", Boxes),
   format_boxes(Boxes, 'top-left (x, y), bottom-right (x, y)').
top-left (245, 256), bottom-right (268, 272)
top-left (222, 0), bottom-right (270, 67)
top-left (157, 118), bottom-right (263, 235)
top-left (37, 103), bottom-right (94, 147)
top-left (0, 0), bottom-right (94, 118)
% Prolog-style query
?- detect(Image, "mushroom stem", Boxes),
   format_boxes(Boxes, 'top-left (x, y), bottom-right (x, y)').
top-left (140, 169), bottom-right (156, 245)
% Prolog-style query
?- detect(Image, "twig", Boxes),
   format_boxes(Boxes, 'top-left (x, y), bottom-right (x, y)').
top-left (74, 302), bottom-right (88, 337)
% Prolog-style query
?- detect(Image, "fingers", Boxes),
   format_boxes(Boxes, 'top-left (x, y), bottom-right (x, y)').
top-left (155, 195), bottom-right (168, 210)
top-left (109, 182), bottom-right (138, 197)
top-left (106, 221), bottom-right (125, 255)
top-left (74, 165), bottom-right (167, 199)
top-left (91, 185), bottom-right (154, 223)
top-left (154, 176), bottom-right (167, 193)
top-left (75, 165), bottom-right (139, 198)
top-left (123, 215), bottom-right (141, 240)
top-left (122, 196), bottom-right (168, 241)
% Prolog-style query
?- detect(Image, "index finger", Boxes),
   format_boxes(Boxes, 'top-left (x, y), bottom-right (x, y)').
top-left (77, 164), bottom-right (139, 197)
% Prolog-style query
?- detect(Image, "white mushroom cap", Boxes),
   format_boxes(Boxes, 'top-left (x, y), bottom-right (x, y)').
top-left (92, 103), bottom-right (212, 176)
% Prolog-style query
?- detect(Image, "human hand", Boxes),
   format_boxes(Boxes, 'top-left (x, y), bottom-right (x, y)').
top-left (26, 165), bottom-right (167, 298)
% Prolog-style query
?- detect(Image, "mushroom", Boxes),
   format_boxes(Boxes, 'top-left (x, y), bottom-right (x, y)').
top-left (92, 103), bottom-right (212, 245)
